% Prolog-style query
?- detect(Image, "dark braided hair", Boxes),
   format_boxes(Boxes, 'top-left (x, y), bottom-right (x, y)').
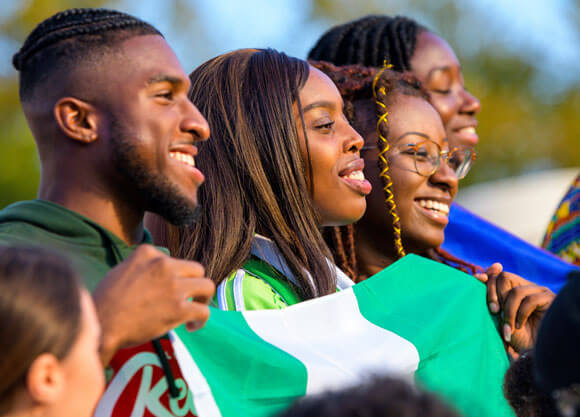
top-left (429, 247), bottom-right (483, 276)
top-left (322, 225), bottom-right (358, 280)
top-left (13, 8), bottom-right (161, 100)
top-left (308, 15), bottom-right (426, 71)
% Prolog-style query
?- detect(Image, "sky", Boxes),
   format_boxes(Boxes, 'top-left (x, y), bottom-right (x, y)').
top-left (114, 0), bottom-right (580, 97)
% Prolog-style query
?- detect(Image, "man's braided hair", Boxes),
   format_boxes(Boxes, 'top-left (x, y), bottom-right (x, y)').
top-left (13, 8), bottom-right (161, 100)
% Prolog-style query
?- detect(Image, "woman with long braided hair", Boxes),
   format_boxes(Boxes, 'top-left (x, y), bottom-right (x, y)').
top-left (314, 61), bottom-right (554, 354)
top-left (309, 14), bottom-right (577, 289)
top-left (309, 15), bottom-right (558, 353)
top-left (309, 15), bottom-right (492, 279)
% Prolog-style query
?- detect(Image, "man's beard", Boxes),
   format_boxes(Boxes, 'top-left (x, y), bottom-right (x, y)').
top-left (110, 119), bottom-right (202, 226)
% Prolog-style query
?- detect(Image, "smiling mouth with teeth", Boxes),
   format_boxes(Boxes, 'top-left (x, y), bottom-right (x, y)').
top-left (169, 151), bottom-right (195, 168)
top-left (417, 199), bottom-right (450, 215)
top-left (342, 170), bottom-right (365, 181)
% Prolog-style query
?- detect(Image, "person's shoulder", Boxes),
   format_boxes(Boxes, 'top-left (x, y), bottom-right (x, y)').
top-left (0, 200), bottom-right (65, 238)
top-left (0, 220), bottom-right (52, 243)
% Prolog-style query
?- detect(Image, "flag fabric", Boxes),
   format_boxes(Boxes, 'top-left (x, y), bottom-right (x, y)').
top-left (443, 203), bottom-right (579, 293)
top-left (161, 254), bottom-right (512, 417)
top-left (95, 337), bottom-right (198, 417)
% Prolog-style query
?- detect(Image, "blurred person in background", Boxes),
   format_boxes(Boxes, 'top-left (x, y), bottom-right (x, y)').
top-left (542, 174), bottom-right (580, 266)
top-left (309, 15), bottom-right (480, 151)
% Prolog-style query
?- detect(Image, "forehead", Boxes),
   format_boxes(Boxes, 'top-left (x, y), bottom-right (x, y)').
top-left (410, 31), bottom-right (460, 79)
top-left (108, 35), bottom-right (188, 86)
top-left (299, 66), bottom-right (343, 108)
top-left (387, 95), bottom-right (446, 144)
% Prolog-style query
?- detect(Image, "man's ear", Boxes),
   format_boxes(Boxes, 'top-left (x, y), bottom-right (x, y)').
top-left (54, 97), bottom-right (99, 144)
top-left (26, 353), bottom-right (64, 405)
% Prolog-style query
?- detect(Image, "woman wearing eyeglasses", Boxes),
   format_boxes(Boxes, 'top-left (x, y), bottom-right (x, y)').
top-left (313, 62), bottom-right (554, 354)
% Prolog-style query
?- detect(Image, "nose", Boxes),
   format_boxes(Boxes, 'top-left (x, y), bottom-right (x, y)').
top-left (181, 99), bottom-right (210, 142)
top-left (459, 88), bottom-right (481, 116)
top-left (429, 158), bottom-right (458, 198)
top-left (342, 122), bottom-right (364, 154)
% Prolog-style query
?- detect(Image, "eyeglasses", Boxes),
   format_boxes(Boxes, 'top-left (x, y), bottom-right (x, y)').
top-left (361, 139), bottom-right (476, 180)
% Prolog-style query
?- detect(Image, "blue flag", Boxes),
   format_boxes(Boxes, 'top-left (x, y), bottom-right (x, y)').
top-left (442, 203), bottom-right (579, 293)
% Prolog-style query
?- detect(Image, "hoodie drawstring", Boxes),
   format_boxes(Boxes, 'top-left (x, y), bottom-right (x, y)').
top-left (93, 226), bottom-right (180, 398)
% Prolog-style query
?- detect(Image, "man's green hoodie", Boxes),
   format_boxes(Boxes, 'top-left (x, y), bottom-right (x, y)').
top-left (0, 199), bottom-right (157, 291)
top-left (0, 199), bottom-right (189, 411)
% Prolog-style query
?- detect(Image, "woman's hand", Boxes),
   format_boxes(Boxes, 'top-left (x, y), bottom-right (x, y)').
top-left (476, 263), bottom-right (555, 352)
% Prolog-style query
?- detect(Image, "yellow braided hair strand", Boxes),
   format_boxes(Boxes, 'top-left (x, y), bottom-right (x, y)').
top-left (372, 63), bottom-right (406, 258)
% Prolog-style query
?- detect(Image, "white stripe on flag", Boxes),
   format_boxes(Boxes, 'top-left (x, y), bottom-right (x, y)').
top-left (169, 331), bottom-right (222, 417)
top-left (242, 288), bottom-right (420, 395)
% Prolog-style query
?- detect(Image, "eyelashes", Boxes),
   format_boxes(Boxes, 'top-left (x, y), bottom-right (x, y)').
top-left (156, 91), bottom-right (174, 100)
top-left (314, 121), bottom-right (335, 130)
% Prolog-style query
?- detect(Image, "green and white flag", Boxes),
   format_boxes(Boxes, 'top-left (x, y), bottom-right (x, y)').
top-left (170, 255), bottom-right (513, 417)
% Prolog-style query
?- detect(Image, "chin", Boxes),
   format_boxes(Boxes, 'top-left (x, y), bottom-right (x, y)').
top-left (424, 238), bottom-right (444, 253)
top-left (405, 232), bottom-right (444, 255)
top-left (336, 211), bottom-right (367, 227)
top-left (322, 215), bottom-right (363, 227)
top-left (320, 200), bottom-right (367, 227)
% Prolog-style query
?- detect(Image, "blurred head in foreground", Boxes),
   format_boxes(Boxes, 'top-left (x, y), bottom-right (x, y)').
top-left (534, 271), bottom-right (580, 417)
top-left (278, 375), bottom-right (459, 417)
top-left (0, 246), bottom-right (103, 417)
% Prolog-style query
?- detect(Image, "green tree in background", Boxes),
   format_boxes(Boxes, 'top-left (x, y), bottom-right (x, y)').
top-left (0, 0), bottom-right (116, 208)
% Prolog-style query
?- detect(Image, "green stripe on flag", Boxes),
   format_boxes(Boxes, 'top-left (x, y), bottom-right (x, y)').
top-left (174, 308), bottom-right (308, 417)
top-left (173, 255), bottom-right (514, 417)
top-left (354, 255), bottom-right (513, 417)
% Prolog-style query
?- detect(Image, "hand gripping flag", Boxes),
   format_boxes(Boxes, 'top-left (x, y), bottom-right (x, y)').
top-left (96, 255), bottom-right (514, 417)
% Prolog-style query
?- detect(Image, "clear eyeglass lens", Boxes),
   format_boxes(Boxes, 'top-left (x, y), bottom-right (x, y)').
top-left (396, 141), bottom-right (474, 179)
top-left (413, 141), bottom-right (441, 176)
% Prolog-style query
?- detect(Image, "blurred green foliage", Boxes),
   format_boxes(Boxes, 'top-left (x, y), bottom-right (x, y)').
top-left (0, 0), bottom-right (578, 208)
top-left (0, 0), bottom-right (116, 208)
top-left (464, 55), bottom-right (580, 186)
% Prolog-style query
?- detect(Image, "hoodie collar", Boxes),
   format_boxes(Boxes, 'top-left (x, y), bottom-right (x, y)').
top-left (0, 200), bottom-right (153, 249)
